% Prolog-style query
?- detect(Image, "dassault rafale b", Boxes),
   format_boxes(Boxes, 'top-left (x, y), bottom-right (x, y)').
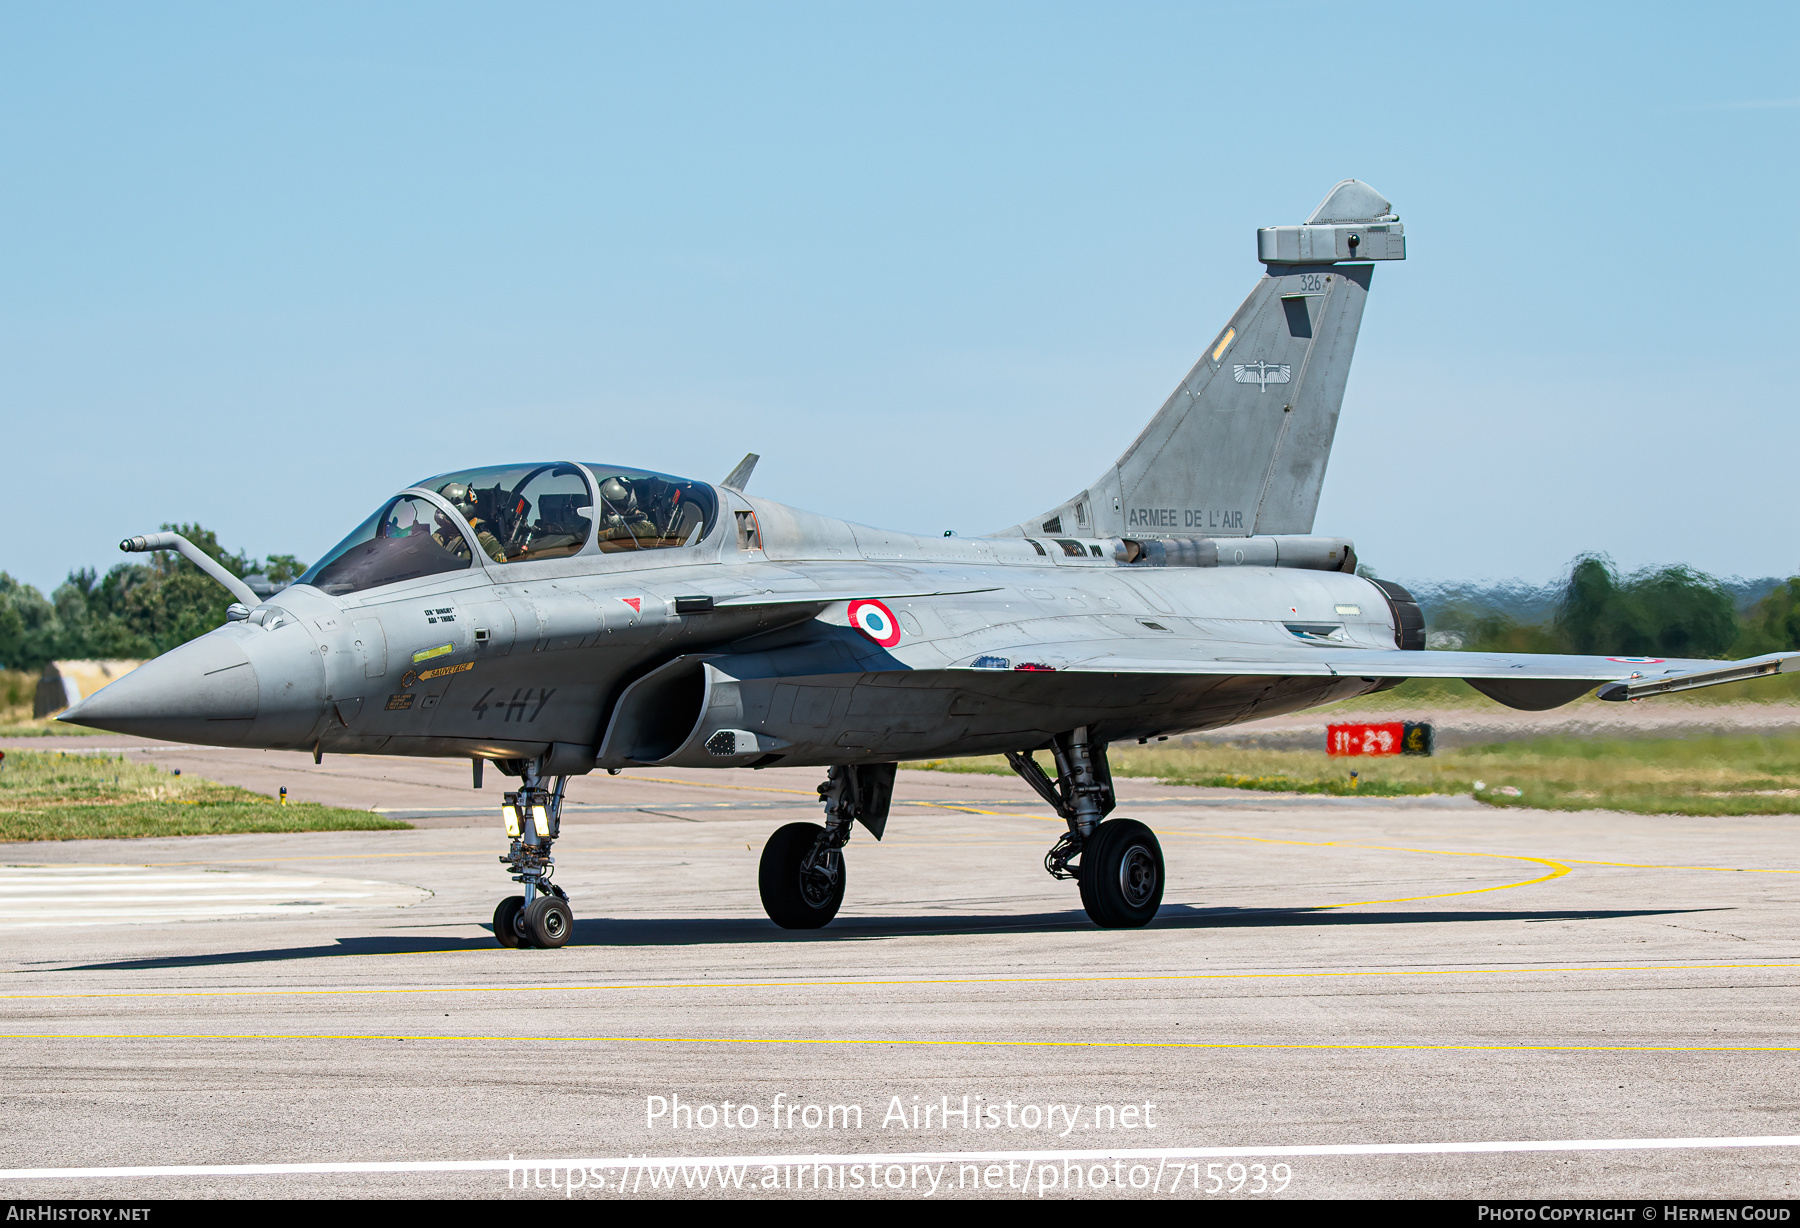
top-left (63, 180), bottom-right (1800, 946)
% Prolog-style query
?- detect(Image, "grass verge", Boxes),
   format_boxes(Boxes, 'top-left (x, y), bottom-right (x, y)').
top-left (908, 732), bottom-right (1800, 816)
top-left (0, 748), bottom-right (409, 840)
top-left (0, 717), bottom-right (108, 737)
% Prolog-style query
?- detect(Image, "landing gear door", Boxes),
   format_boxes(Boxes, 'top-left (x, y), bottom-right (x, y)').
top-left (853, 763), bottom-right (897, 840)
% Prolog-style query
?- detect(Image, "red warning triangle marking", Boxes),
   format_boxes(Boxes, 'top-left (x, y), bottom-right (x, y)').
top-left (621, 597), bottom-right (642, 612)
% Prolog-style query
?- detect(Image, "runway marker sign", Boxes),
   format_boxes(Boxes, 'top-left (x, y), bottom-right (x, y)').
top-left (1327, 722), bottom-right (1433, 757)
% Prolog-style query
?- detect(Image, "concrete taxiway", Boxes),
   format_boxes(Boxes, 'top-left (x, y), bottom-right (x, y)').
top-left (0, 737), bottom-right (1796, 1200)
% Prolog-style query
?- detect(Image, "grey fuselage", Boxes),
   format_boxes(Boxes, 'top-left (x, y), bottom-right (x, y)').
top-left (145, 482), bottom-right (1398, 775)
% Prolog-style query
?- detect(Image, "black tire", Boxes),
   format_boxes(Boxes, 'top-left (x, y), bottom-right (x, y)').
top-left (1078, 819), bottom-right (1164, 928)
top-left (493, 895), bottom-right (527, 948)
top-left (758, 821), bottom-right (846, 930)
top-left (523, 894), bottom-right (574, 948)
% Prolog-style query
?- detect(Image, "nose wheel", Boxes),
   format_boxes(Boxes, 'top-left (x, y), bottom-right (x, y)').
top-left (493, 895), bottom-right (527, 948)
top-left (523, 893), bottom-right (573, 946)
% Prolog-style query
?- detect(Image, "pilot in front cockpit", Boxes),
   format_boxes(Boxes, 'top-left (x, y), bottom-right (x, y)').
top-left (438, 482), bottom-right (508, 563)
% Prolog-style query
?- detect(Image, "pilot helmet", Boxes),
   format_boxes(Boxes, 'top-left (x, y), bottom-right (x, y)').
top-left (599, 476), bottom-right (636, 511)
top-left (441, 482), bottom-right (475, 512)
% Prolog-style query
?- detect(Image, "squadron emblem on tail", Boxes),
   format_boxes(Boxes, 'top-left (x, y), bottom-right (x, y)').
top-left (1233, 361), bottom-right (1292, 389)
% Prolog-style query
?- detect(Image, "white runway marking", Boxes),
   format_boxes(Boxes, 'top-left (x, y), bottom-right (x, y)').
top-left (0, 865), bottom-right (430, 927)
top-left (3, 1135), bottom-right (1798, 1179)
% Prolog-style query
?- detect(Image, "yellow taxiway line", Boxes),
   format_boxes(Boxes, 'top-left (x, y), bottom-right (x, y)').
top-left (0, 1033), bottom-right (1793, 1054)
top-left (904, 800), bottom-right (1576, 909)
top-left (5, 960), bottom-right (1798, 1004)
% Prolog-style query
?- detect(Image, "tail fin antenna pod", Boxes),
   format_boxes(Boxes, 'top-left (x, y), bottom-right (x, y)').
top-left (1007, 180), bottom-right (1403, 541)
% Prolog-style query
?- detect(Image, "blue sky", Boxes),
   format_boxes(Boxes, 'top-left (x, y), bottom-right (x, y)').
top-left (4, 1), bottom-right (1797, 593)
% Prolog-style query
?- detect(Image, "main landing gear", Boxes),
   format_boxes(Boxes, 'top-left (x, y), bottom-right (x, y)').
top-left (752, 738), bottom-right (1160, 932)
top-left (1007, 726), bottom-right (1164, 928)
top-left (492, 763), bottom-right (574, 949)
top-left (758, 763), bottom-right (895, 929)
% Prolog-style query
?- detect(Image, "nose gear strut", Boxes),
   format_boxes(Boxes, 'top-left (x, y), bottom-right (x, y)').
top-left (494, 762), bottom-right (573, 948)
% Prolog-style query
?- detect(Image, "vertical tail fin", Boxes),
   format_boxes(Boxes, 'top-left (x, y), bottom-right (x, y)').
top-left (1007, 179), bottom-right (1404, 541)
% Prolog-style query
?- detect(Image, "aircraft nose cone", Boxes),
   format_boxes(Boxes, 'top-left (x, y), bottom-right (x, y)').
top-left (61, 631), bottom-right (260, 744)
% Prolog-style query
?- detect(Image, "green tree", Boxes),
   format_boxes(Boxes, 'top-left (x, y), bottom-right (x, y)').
top-left (1555, 553), bottom-right (1738, 659)
top-left (0, 574), bottom-right (60, 671)
top-left (51, 567), bottom-right (157, 661)
top-left (1732, 578), bottom-right (1800, 657)
top-left (1462, 612), bottom-right (1565, 654)
top-left (121, 523), bottom-right (255, 649)
top-left (261, 554), bottom-right (307, 584)
top-left (0, 527), bottom-right (307, 670)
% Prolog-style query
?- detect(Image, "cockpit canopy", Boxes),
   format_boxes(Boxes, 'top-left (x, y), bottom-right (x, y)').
top-left (296, 462), bottom-right (718, 596)
top-left (420, 462), bottom-right (595, 565)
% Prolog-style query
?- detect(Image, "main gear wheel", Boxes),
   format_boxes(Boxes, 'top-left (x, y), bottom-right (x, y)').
top-left (758, 821), bottom-right (846, 929)
top-left (1077, 819), bottom-right (1164, 928)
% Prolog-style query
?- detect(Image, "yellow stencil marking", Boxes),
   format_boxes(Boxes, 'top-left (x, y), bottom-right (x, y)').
top-left (417, 661), bottom-right (473, 681)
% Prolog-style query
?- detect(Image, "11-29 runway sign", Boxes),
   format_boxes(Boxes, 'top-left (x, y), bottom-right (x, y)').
top-left (1326, 722), bottom-right (1433, 757)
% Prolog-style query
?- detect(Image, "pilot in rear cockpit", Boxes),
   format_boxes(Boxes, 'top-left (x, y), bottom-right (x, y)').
top-left (596, 476), bottom-right (659, 544)
top-left (439, 482), bottom-right (508, 563)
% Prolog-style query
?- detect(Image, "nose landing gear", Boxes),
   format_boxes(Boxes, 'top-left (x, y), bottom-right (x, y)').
top-left (1007, 727), bottom-right (1164, 928)
top-left (493, 767), bottom-right (574, 948)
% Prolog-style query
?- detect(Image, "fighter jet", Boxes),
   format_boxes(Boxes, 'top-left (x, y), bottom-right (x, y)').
top-left (62, 180), bottom-right (1800, 946)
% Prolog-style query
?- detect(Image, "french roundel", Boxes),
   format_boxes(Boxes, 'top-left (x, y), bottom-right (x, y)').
top-left (848, 599), bottom-right (903, 648)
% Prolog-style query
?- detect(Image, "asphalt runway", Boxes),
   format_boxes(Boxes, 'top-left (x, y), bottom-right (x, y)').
top-left (1, 737), bottom-right (1796, 1200)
